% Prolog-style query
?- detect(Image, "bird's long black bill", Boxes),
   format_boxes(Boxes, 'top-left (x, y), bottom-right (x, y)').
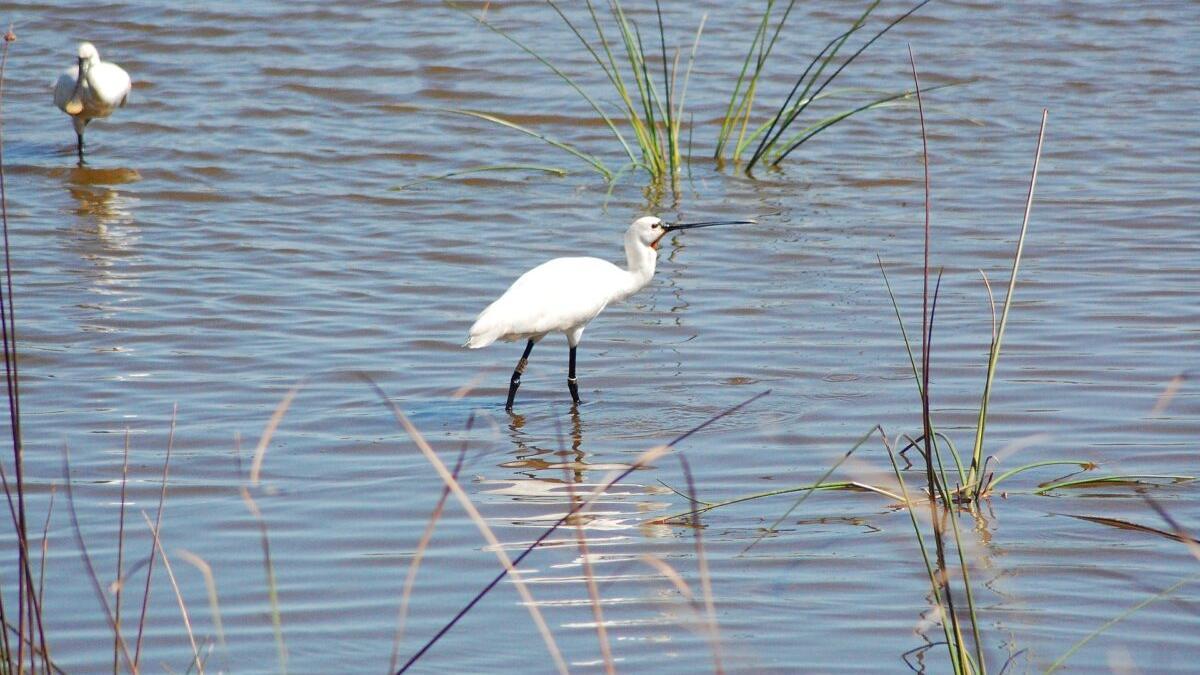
top-left (66, 58), bottom-right (87, 112)
top-left (72, 57), bottom-right (86, 94)
top-left (663, 219), bottom-right (756, 232)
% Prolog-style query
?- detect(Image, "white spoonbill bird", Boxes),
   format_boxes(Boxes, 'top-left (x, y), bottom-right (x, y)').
top-left (53, 42), bottom-right (131, 163)
top-left (466, 215), bottom-right (755, 411)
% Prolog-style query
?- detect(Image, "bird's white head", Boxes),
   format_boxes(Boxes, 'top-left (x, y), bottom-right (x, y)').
top-left (627, 215), bottom-right (758, 252)
top-left (627, 216), bottom-right (668, 251)
top-left (77, 42), bottom-right (99, 64)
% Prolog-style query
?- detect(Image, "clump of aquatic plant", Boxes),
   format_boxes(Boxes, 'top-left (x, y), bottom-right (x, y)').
top-left (406, 0), bottom-right (938, 190)
top-left (654, 54), bottom-right (1193, 672)
top-left (877, 97), bottom-right (1190, 507)
top-left (716, 0), bottom-right (937, 172)
top-left (424, 0), bottom-right (704, 187)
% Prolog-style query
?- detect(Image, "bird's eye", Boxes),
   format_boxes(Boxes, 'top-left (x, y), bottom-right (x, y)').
top-left (651, 222), bottom-right (661, 229)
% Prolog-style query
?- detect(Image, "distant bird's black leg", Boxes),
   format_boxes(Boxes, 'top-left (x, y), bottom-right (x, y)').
top-left (505, 339), bottom-right (536, 412)
top-left (567, 346), bottom-right (581, 405)
top-left (76, 132), bottom-right (84, 165)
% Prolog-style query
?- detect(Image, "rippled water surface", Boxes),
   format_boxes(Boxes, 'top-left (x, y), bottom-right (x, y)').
top-left (1, 1), bottom-right (1198, 672)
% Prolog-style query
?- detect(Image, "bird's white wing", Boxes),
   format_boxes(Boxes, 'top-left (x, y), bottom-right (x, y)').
top-left (53, 68), bottom-right (80, 112)
top-left (467, 257), bottom-right (625, 348)
top-left (87, 62), bottom-right (132, 109)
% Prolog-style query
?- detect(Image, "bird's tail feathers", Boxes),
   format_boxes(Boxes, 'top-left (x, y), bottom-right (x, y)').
top-left (464, 323), bottom-right (502, 349)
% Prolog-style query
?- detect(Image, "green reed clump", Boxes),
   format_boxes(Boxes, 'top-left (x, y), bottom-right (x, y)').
top-left (432, 0), bottom-right (702, 187)
top-left (410, 0), bottom-right (936, 190)
top-left (650, 65), bottom-right (1193, 673)
top-left (716, 0), bottom-right (935, 171)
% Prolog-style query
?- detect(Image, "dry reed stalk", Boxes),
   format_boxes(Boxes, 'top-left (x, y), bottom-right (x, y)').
top-left (388, 416), bottom-right (475, 673)
top-left (638, 555), bottom-right (694, 602)
top-left (235, 431), bottom-right (288, 675)
top-left (558, 419), bottom-right (614, 675)
top-left (139, 512), bottom-right (202, 674)
top-left (675, 455), bottom-right (723, 673)
top-left (363, 377), bottom-right (570, 675)
top-left (62, 446), bottom-right (137, 672)
top-left (113, 430), bottom-right (130, 674)
top-left (1150, 372), bottom-right (1189, 416)
top-left (393, 389), bottom-right (769, 673)
top-left (0, 26), bottom-right (51, 672)
top-left (176, 549), bottom-right (227, 669)
top-left (37, 485), bottom-right (55, 622)
top-left (250, 380), bottom-right (307, 486)
top-left (134, 405), bottom-right (177, 669)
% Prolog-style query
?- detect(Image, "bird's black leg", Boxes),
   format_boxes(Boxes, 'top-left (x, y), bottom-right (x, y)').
top-left (567, 346), bottom-right (581, 405)
top-left (76, 132), bottom-right (84, 165)
top-left (505, 339), bottom-right (536, 412)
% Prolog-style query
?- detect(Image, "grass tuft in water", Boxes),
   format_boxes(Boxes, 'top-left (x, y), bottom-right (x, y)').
top-left (422, 1), bottom-right (937, 190)
top-left (719, 0), bottom-right (938, 171)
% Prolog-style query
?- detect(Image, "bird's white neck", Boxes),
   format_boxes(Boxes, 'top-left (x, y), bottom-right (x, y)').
top-left (80, 57), bottom-right (101, 88)
top-left (619, 231), bottom-right (658, 299)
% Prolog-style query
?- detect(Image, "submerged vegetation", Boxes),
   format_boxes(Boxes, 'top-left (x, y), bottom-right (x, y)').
top-left (404, 0), bottom-right (942, 190)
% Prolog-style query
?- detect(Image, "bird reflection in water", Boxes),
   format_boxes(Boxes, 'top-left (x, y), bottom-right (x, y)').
top-left (61, 166), bottom-right (142, 332)
top-left (64, 165), bottom-right (140, 230)
top-left (502, 407), bottom-right (588, 484)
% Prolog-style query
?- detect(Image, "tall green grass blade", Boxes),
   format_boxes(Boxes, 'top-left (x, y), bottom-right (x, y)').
top-left (455, 2), bottom-right (639, 167)
top-left (1045, 574), bottom-right (1199, 674)
top-left (677, 14), bottom-right (704, 131)
top-left (432, 107), bottom-right (612, 178)
top-left (715, 1), bottom-right (776, 158)
top-left (677, 16), bottom-right (705, 181)
top-left (1034, 475), bottom-right (1194, 495)
top-left (772, 81), bottom-right (966, 164)
top-left (744, 426), bottom-right (882, 551)
top-left (751, 0), bottom-right (934, 170)
top-left (933, 432), bottom-right (967, 488)
top-left (629, 24), bottom-right (664, 173)
top-left (718, 0), bottom-right (802, 162)
top-left (967, 110), bottom-right (1048, 494)
top-left (653, 479), bottom-right (903, 524)
top-left (602, 0), bottom-right (664, 175)
top-left (878, 257), bottom-right (924, 398)
top-left (581, 0), bottom-right (653, 162)
top-left (882, 433), bottom-right (966, 674)
top-left (748, 1), bottom-right (880, 169)
top-left (745, 23), bottom-right (864, 168)
top-left (554, 0), bottom-right (657, 163)
top-left (771, 91), bottom-right (912, 164)
top-left (984, 460), bottom-right (1096, 493)
top-left (393, 165), bottom-right (568, 190)
top-left (655, 0), bottom-right (676, 174)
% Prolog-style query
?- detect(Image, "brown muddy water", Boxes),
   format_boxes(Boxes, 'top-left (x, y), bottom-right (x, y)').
top-left (0, 1), bottom-right (1197, 672)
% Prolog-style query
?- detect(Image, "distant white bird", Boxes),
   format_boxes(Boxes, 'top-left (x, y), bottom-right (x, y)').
top-left (53, 42), bottom-right (131, 163)
top-left (466, 215), bottom-right (754, 411)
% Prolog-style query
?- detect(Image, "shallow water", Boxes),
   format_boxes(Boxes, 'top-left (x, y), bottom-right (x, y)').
top-left (1, 0), bottom-right (1198, 672)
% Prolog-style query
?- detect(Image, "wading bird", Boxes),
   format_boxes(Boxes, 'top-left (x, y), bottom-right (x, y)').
top-left (53, 42), bottom-right (131, 163)
top-left (466, 216), bottom-right (754, 411)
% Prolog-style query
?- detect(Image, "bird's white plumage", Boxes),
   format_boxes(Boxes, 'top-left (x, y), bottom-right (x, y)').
top-left (468, 257), bottom-right (627, 348)
top-left (466, 216), bottom-right (664, 349)
top-left (53, 42), bottom-right (131, 137)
